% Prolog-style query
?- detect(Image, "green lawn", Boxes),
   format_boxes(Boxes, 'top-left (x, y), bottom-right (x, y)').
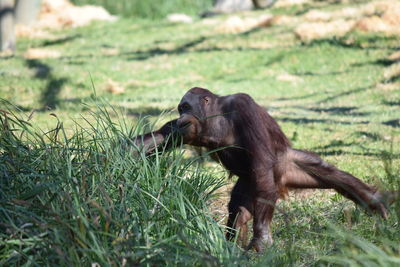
top-left (1, 0), bottom-right (399, 265)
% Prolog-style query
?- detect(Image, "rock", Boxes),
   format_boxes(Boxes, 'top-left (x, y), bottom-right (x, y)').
top-left (39, 0), bottom-right (117, 29)
top-left (23, 48), bottom-right (61, 59)
top-left (167, 13), bottom-right (193, 24)
top-left (295, 19), bottom-right (355, 42)
top-left (212, 0), bottom-right (254, 13)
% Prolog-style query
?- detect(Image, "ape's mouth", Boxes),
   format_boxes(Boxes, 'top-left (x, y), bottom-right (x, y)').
top-left (178, 121), bottom-right (191, 130)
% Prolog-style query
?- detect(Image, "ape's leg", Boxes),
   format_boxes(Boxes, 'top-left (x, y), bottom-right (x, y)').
top-left (248, 169), bottom-right (278, 252)
top-left (236, 206), bottom-right (252, 246)
top-left (278, 148), bottom-right (388, 218)
top-left (226, 178), bottom-right (253, 246)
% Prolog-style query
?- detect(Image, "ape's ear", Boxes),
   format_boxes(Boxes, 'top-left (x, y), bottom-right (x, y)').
top-left (203, 96), bottom-right (210, 105)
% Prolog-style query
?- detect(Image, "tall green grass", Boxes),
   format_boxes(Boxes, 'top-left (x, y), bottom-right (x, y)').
top-left (0, 99), bottom-right (245, 265)
top-left (322, 226), bottom-right (400, 266)
top-left (71, 0), bottom-right (213, 19)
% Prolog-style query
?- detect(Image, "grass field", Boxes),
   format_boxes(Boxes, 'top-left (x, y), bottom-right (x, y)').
top-left (1, 0), bottom-right (400, 265)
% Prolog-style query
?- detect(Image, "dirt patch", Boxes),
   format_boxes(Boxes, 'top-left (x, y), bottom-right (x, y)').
top-left (355, 0), bottom-right (400, 35)
top-left (388, 51), bottom-right (400, 62)
top-left (295, 1), bottom-right (400, 41)
top-left (355, 17), bottom-right (400, 35)
top-left (303, 8), bottom-right (361, 22)
top-left (105, 79), bottom-right (125, 95)
top-left (23, 48), bottom-right (61, 59)
top-left (376, 82), bottom-right (400, 91)
top-left (277, 73), bottom-right (304, 83)
top-left (383, 63), bottom-right (400, 81)
top-left (208, 182), bottom-right (232, 223)
top-left (295, 20), bottom-right (355, 42)
top-left (215, 14), bottom-right (273, 34)
top-left (270, 15), bottom-right (300, 26)
top-left (16, 25), bottom-right (54, 39)
top-left (214, 1), bottom-right (400, 39)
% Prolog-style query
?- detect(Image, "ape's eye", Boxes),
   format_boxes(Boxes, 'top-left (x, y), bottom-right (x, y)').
top-left (179, 103), bottom-right (190, 113)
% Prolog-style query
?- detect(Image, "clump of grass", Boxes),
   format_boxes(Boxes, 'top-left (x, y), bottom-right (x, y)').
top-left (321, 225), bottom-right (400, 266)
top-left (0, 99), bottom-right (246, 265)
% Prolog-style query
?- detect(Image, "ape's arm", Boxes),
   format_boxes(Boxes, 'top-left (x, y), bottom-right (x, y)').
top-left (132, 119), bottom-right (182, 155)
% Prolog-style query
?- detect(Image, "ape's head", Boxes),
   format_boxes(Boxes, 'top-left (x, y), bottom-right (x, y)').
top-left (176, 87), bottom-right (217, 146)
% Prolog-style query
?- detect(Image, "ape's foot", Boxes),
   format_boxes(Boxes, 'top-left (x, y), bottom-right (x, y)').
top-left (370, 190), bottom-right (400, 219)
top-left (246, 235), bottom-right (273, 253)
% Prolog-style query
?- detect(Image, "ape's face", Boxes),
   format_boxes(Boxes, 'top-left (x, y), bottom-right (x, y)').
top-left (176, 88), bottom-right (213, 146)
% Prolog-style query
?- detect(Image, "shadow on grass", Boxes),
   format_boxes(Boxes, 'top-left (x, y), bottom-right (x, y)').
top-left (383, 119), bottom-right (400, 128)
top-left (40, 34), bottom-right (81, 47)
top-left (305, 106), bottom-right (370, 117)
top-left (312, 149), bottom-right (400, 159)
top-left (122, 35), bottom-right (295, 62)
top-left (305, 35), bottom-right (400, 50)
top-left (274, 85), bottom-right (369, 104)
top-left (25, 59), bottom-right (50, 78)
top-left (25, 59), bottom-right (68, 111)
top-left (382, 74), bottom-right (400, 84)
top-left (292, 70), bottom-right (347, 76)
top-left (353, 131), bottom-right (384, 142)
top-left (317, 86), bottom-right (369, 104)
top-left (309, 139), bottom-right (400, 158)
top-left (382, 100), bottom-right (400, 106)
top-left (264, 53), bottom-right (290, 66)
top-left (240, 27), bottom-right (289, 37)
top-left (313, 149), bottom-right (400, 158)
top-left (124, 36), bottom-right (207, 61)
top-left (275, 91), bottom-right (323, 101)
top-left (351, 59), bottom-right (397, 68)
top-left (277, 116), bottom-right (370, 125)
top-left (271, 104), bottom-right (370, 117)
